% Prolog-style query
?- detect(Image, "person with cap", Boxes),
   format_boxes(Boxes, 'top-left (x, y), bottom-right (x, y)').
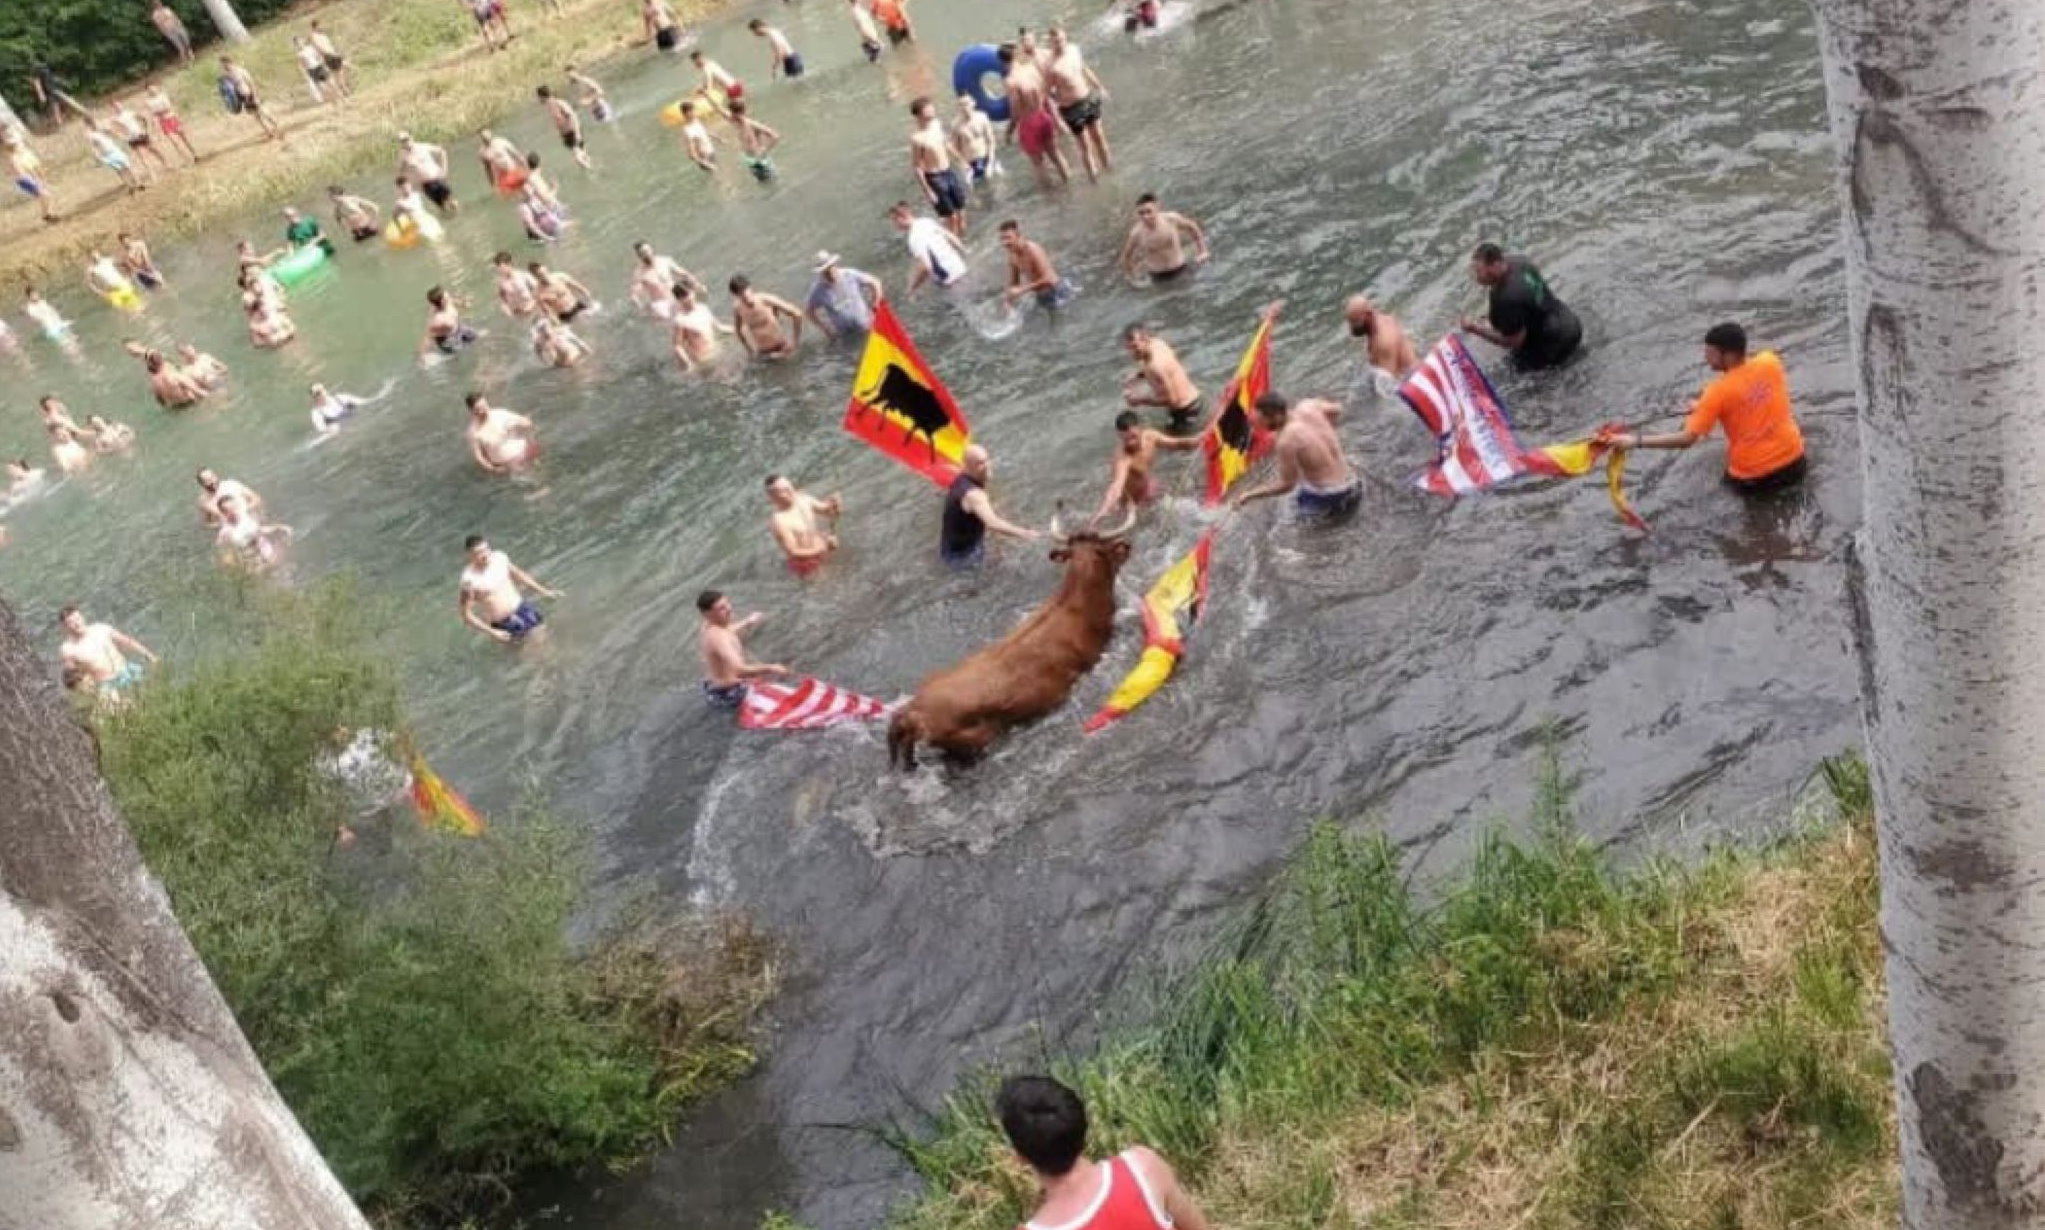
top-left (804, 251), bottom-right (884, 340)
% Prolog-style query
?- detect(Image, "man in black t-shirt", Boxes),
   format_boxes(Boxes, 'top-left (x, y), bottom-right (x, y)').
top-left (1460, 242), bottom-right (1583, 371)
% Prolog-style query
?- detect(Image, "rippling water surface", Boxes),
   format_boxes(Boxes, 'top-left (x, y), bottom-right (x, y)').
top-left (0, 0), bottom-right (1856, 1225)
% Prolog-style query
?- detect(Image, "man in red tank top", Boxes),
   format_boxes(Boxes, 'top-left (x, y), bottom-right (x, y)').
top-left (997, 1076), bottom-right (1215, 1230)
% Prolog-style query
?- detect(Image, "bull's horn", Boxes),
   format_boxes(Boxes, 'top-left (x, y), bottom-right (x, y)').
top-left (1049, 503), bottom-right (1070, 545)
top-left (1098, 503), bottom-right (1139, 540)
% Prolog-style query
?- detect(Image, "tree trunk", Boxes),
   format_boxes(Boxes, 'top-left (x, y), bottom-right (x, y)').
top-left (197, 0), bottom-right (250, 44)
top-left (0, 601), bottom-right (368, 1230)
top-left (1811, 0), bottom-right (2045, 1224)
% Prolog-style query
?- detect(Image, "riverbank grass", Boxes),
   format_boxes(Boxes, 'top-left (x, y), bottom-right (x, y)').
top-left (96, 582), bottom-right (777, 1226)
top-left (885, 756), bottom-right (1892, 1229)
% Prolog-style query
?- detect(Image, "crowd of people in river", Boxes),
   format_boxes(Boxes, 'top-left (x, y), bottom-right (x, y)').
top-left (10, 1), bottom-right (1807, 741)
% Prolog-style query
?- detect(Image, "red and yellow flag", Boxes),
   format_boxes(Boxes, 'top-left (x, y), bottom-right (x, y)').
top-left (1201, 309), bottom-right (1278, 504)
top-left (1531, 425), bottom-right (1650, 533)
top-left (400, 736), bottom-right (485, 837)
top-left (842, 301), bottom-right (972, 488)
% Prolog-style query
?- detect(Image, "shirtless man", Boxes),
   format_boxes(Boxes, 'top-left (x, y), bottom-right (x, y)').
top-left (677, 101), bottom-right (720, 171)
top-left (631, 241), bottom-right (704, 318)
top-left (951, 95), bottom-right (1001, 188)
top-left (459, 535), bottom-right (560, 644)
top-left (1343, 294), bottom-right (1419, 379)
top-left (538, 85), bottom-right (593, 172)
top-left (531, 262), bottom-right (595, 321)
top-left (909, 96), bottom-right (969, 238)
top-left (59, 605), bottom-right (157, 697)
top-left (494, 250), bottom-right (542, 316)
top-left (148, 351), bottom-right (207, 408)
top-left (1120, 324), bottom-right (1203, 431)
top-left (1231, 392), bottom-right (1362, 520)
top-left (696, 590), bottom-right (787, 708)
top-left (465, 393), bottom-right (539, 474)
top-left (1093, 410), bottom-right (1201, 522)
top-left (749, 19), bottom-right (805, 78)
top-left (397, 133), bottom-right (459, 215)
top-left (1000, 40), bottom-right (1070, 188)
top-left (195, 468), bottom-right (260, 526)
top-left (177, 342), bottom-right (229, 389)
top-left (728, 100), bottom-right (781, 181)
top-left (48, 422), bottom-right (92, 474)
top-left (309, 22), bottom-right (353, 97)
top-left (310, 383), bottom-right (369, 434)
top-left (764, 473), bottom-right (842, 576)
top-left (1044, 25), bottom-right (1111, 181)
top-left (671, 283), bottom-right (734, 371)
top-left (327, 185), bottom-right (381, 242)
top-left (729, 275), bottom-right (804, 358)
top-left (1118, 193), bottom-right (1209, 282)
top-left (691, 51), bottom-right (744, 105)
top-left (566, 64), bottom-right (614, 121)
top-left (39, 395), bottom-right (84, 436)
top-left (220, 57), bottom-right (283, 141)
top-left (420, 286), bottom-right (481, 358)
top-left (85, 415), bottom-right (135, 452)
top-left (143, 83), bottom-right (198, 163)
top-left (118, 231), bottom-right (165, 289)
top-left (8, 131), bottom-right (58, 223)
top-left (215, 492), bottom-right (294, 572)
top-left (643, 0), bottom-right (685, 53)
top-left (532, 316), bottom-right (592, 367)
top-left (1000, 219), bottom-right (1074, 312)
top-left (848, 0), bottom-right (884, 62)
top-left (477, 128), bottom-right (525, 187)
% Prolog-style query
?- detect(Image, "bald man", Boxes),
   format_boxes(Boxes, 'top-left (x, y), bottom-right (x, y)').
top-left (1344, 295), bottom-right (1418, 379)
top-left (941, 444), bottom-right (1039, 568)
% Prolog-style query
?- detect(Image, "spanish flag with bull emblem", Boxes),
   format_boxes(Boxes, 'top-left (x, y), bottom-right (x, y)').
top-left (1086, 308), bottom-right (1279, 733)
top-left (842, 301), bottom-right (973, 488)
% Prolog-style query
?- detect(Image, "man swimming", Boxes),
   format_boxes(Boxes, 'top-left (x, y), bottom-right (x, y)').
top-left (1044, 25), bottom-right (1111, 181)
top-left (764, 473), bottom-right (842, 575)
top-left (670, 282), bottom-right (735, 371)
top-left (729, 274), bottom-right (804, 358)
top-left (909, 96), bottom-right (968, 238)
top-left (59, 604), bottom-right (157, 697)
top-left (464, 393), bottom-right (539, 474)
top-left (1117, 193), bottom-right (1209, 282)
top-left (195, 468), bottom-right (260, 525)
top-left (1231, 392), bottom-right (1363, 519)
top-left (1093, 410), bottom-right (1201, 522)
top-left (214, 492), bottom-right (294, 572)
top-left (1000, 219), bottom-right (1074, 312)
top-left (1344, 294), bottom-right (1419, 379)
top-left (696, 590), bottom-right (787, 707)
top-left (1120, 324), bottom-right (1204, 431)
top-left (309, 382), bottom-right (369, 434)
top-left (459, 535), bottom-right (561, 644)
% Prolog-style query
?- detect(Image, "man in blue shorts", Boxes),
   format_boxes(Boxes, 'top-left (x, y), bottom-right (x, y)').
top-left (1230, 393), bottom-right (1362, 520)
top-left (458, 535), bottom-right (560, 644)
top-left (697, 590), bottom-right (788, 706)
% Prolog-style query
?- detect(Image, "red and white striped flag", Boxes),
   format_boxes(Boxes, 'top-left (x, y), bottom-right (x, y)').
top-left (738, 677), bottom-right (894, 731)
top-left (1398, 333), bottom-right (1566, 495)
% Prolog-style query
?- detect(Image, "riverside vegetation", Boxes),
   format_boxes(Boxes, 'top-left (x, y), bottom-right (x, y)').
top-left (876, 753), bottom-right (1893, 1230)
top-left (93, 581), bottom-right (777, 1226)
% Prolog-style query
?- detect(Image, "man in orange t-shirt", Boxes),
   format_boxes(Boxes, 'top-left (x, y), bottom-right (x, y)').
top-left (1615, 321), bottom-right (1807, 493)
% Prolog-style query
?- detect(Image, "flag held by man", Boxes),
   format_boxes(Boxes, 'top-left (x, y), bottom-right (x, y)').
top-left (739, 677), bottom-right (895, 731)
top-left (843, 301), bottom-right (972, 488)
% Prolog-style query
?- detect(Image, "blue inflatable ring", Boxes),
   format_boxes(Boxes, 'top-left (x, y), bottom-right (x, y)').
top-left (952, 44), bottom-right (1010, 124)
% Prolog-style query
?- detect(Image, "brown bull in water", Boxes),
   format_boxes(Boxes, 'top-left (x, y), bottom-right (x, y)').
top-left (888, 508), bottom-right (1136, 768)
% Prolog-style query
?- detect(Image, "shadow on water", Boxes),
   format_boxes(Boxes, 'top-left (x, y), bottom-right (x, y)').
top-left (0, 0), bottom-right (1859, 1227)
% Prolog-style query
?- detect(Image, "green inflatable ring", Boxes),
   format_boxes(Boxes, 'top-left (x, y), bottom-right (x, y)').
top-left (271, 243), bottom-right (331, 287)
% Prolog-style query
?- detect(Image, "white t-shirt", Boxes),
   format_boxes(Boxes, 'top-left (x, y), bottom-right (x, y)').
top-left (906, 217), bottom-right (966, 287)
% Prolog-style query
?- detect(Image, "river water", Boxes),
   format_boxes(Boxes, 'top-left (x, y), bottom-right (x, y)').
top-left (0, 0), bottom-right (1856, 1225)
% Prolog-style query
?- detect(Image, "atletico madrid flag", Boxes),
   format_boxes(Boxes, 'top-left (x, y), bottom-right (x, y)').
top-left (842, 302), bottom-right (973, 488)
top-left (738, 677), bottom-right (894, 731)
top-left (1201, 307), bottom-right (1279, 504)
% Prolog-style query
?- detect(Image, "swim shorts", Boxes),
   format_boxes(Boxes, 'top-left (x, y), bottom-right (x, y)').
top-left (1149, 262), bottom-right (1190, 282)
top-left (656, 25), bottom-right (679, 50)
top-left (725, 80), bottom-right (746, 101)
top-left (1035, 278), bottom-right (1077, 310)
top-left (323, 54), bottom-right (346, 71)
top-left (422, 178), bottom-right (454, 207)
top-left (555, 300), bottom-right (588, 322)
top-left (747, 156), bottom-right (775, 182)
top-left (350, 225), bottom-right (379, 242)
top-left (1294, 477), bottom-right (1363, 519)
top-left (702, 680), bottom-right (748, 707)
top-left (490, 600), bottom-right (545, 639)
top-left (560, 130), bottom-right (583, 150)
top-left (787, 554), bottom-right (823, 577)
top-left (158, 114), bottom-right (184, 136)
top-left (434, 325), bottom-right (480, 354)
top-left (783, 53), bottom-right (805, 77)
top-left (969, 156), bottom-right (990, 183)
top-left (1018, 108), bottom-right (1057, 158)
top-left (885, 25), bottom-right (910, 45)
top-left (861, 39), bottom-right (882, 62)
top-left (1166, 398), bottom-right (1203, 432)
top-left (1059, 94), bottom-right (1103, 133)
top-left (308, 65), bottom-right (331, 84)
top-left (923, 168), bottom-right (967, 218)
top-left (105, 660), bottom-right (147, 694)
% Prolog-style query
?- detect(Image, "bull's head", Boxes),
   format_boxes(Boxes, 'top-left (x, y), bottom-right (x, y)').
top-left (1046, 504), bottom-right (1136, 570)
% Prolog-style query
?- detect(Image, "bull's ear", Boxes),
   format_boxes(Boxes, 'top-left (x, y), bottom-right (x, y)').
top-left (1110, 541), bottom-right (1132, 563)
top-left (1048, 548), bottom-right (1071, 563)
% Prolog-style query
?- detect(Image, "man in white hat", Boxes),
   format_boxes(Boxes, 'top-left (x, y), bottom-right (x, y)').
top-left (804, 250), bottom-right (885, 340)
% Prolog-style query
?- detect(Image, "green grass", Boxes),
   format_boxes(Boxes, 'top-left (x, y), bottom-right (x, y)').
top-left (97, 580), bottom-right (777, 1227)
top-left (881, 749), bottom-right (1894, 1230)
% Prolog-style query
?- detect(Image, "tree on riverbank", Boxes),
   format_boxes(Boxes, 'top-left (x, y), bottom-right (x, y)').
top-left (0, 597), bottom-right (371, 1227)
top-left (1811, 0), bottom-right (2045, 1221)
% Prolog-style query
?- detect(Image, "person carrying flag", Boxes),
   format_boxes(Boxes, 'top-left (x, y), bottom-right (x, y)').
top-left (697, 591), bottom-right (788, 707)
top-left (1609, 321), bottom-right (1807, 494)
top-left (1231, 392), bottom-right (1362, 519)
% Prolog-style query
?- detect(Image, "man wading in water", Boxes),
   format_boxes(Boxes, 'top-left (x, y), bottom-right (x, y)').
top-left (1460, 241), bottom-right (1582, 371)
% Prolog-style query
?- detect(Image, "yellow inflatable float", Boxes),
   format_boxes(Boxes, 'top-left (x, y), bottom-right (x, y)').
top-left (659, 91), bottom-right (728, 126)
top-left (101, 284), bottom-right (142, 312)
